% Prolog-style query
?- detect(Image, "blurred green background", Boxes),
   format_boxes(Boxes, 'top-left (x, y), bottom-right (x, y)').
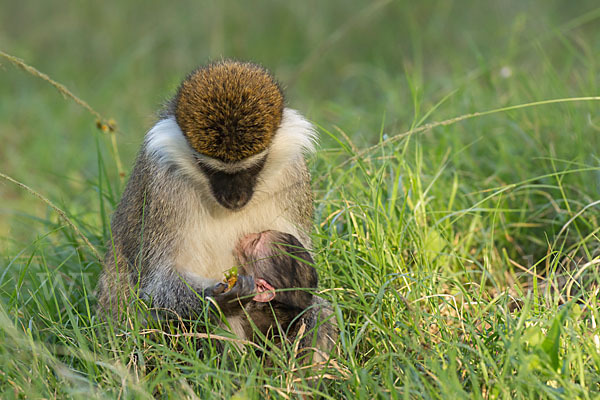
top-left (1, 0), bottom-right (599, 249)
top-left (1, 2), bottom-right (600, 396)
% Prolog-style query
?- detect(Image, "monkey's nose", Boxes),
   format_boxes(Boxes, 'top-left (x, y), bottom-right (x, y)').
top-left (231, 193), bottom-right (250, 209)
top-left (217, 191), bottom-right (251, 210)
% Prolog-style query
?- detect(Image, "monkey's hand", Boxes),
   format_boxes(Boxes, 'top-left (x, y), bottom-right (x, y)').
top-left (210, 274), bottom-right (255, 307)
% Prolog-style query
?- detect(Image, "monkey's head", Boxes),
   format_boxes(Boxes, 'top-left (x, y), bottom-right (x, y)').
top-left (175, 61), bottom-right (283, 163)
top-left (172, 60), bottom-right (285, 210)
top-left (234, 230), bottom-right (317, 308)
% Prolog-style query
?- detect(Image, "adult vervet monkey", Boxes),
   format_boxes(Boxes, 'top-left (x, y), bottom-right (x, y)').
top-left (98, 60), bottom-right (317, 323)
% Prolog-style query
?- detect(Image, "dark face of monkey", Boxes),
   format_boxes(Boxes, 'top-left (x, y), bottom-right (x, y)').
top-left (212, 230), bottom-right (317, 311)
top-left (195, 156), bottom-right (267, 210)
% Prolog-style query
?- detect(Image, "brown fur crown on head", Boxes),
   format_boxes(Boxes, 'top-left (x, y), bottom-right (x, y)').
top-left (174, 60), bottom-right (284, 163)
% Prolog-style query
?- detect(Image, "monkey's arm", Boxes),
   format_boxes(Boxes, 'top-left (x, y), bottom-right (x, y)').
top-left (100, 244), bottom-right (224, 320)
top-left (135, 271), bottom-right (252, 320)
top-left (99, 149), bottom-right (221, 319)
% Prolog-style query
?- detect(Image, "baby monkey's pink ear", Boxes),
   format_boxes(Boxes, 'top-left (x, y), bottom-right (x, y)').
top-left (253, 278), bottom-right (275, 302)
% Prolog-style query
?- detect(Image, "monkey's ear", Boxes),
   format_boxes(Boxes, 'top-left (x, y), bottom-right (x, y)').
top-left (252, 278), bottom-right (275, 302)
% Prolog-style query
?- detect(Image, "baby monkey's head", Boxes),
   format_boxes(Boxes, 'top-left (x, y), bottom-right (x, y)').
top-left (234, 230), bottom-right (317, 307)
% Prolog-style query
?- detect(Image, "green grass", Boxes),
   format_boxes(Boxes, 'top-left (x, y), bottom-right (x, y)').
top-left (1, 0), bottom-right (600, 398)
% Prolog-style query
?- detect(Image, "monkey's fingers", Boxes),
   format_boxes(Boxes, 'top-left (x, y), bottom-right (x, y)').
top-left (213, 275), bottom-right (255, 304)
top-left (211, 282), bottom-right (228, 295)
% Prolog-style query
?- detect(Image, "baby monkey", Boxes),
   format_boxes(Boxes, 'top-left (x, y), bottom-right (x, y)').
top-left (211, 231), bottom-right (336, 359)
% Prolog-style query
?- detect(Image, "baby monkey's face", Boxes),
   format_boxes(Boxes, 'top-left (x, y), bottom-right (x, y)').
top-left (235, 230), bottom-right (279, 266)
top-left (234, 230), bottom-right (281, 302)
top-left (234, 230), bottom-right (314, 303)
top-left (234, 230), bottom-right (307, 271)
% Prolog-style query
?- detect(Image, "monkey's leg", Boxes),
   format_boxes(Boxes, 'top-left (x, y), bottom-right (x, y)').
top-left (296, 299), bottom-right (338, 365)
